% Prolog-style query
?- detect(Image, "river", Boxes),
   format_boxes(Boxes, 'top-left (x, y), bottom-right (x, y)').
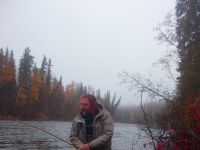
top-left (0, 121), bottom-right (151, 150)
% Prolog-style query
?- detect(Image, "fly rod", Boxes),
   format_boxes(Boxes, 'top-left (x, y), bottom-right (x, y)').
top-left (14, 120), bottom-right (78, 150)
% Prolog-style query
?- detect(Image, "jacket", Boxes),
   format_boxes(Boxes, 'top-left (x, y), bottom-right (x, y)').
top-left (69, 105), bottom-right (114, 150)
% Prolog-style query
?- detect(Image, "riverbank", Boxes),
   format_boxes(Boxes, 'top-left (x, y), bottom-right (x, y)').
top-left (0, 115), bottom-right (16, 120)
top-left (0, 114), bottom-right (75, 122)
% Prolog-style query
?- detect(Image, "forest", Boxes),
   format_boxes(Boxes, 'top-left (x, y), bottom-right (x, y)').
top-left (0, 48), bottom-right (123, 120)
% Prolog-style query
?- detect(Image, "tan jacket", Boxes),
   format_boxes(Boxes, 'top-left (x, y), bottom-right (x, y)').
top-left (70, 106), bottom-right (114, 150)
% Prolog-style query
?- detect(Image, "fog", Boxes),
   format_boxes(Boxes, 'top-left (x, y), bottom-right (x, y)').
top-left (0, 0), bottom-right (175, 104)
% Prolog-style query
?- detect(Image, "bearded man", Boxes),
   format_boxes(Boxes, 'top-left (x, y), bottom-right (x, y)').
top-left (69, 94), bottom-right (113, 150)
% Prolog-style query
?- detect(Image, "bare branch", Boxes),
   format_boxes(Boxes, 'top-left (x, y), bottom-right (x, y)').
top-left (120, 72), bottom-right (173, 103)
top-left (140, 89), bottom-right (157, 150)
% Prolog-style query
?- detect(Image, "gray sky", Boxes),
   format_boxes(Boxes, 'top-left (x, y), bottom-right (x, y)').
top-left (0, 0), bottom-right (175, 105)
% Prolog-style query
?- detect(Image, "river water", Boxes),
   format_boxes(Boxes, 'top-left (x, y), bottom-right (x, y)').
top-left (0, 121), bottom-right (151, 150)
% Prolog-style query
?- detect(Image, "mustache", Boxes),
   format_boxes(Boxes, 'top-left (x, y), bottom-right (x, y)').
top-left (81, 108), bottom-right (87, 112)
top-left (80, 109), bottom-right (93, 117)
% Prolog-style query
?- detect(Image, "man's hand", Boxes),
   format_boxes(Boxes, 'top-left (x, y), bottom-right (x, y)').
top-left (78, 144), bottom-right (91, 150)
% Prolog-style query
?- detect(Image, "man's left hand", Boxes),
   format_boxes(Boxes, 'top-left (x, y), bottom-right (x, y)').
top-left (78, 144), bottom-right (91, 150)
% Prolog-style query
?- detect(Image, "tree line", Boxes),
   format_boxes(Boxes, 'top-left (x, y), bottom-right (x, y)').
top-left (0, 48), bottom-right (121, 120)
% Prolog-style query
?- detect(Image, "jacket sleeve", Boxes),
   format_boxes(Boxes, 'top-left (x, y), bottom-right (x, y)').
top-left (88, 111), bottom-right (114, 149)
top-left (69, 121), bottom-right (84, 149)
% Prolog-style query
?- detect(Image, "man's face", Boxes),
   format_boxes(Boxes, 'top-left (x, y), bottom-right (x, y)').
top-left (80, 98), bottom-right (91, 114)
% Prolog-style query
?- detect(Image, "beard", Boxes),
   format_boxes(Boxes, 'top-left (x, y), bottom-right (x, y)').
top-left (80, 109), bottom-right (93, 118)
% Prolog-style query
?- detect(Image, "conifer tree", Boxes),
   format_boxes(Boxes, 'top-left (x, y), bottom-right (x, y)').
top-left (176, 0), bottom-right (200, 100)
top-left (0, 49), bottom-right (3, 86)
top-left (17, 47), bottom-right (34, 104)
top-left (0, 49), bottom-right (17, 115)
top-left (41, 58), bottom-right (52, 116)
top-left (49, 77), bottom-right (65, 119)
top-left (7, 50), bottom-right (17, 115)
top-left (16, 47), bottom-right (34, 118)
top-left (40, 55), bottom-right (47, 80)
top-left (46, 59), bottom-right (52, 101)
top-left (102, 91), bottom-right (121, 117)
top-left (38, 56), bottom-right (48, 111)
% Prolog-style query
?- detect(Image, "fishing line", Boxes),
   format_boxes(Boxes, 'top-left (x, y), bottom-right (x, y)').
top-left (14, 120), bottom-right (78, 150)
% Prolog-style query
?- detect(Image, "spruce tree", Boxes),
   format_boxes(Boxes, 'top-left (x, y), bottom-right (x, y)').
top-left (17, 47), bottom-right (34, 104)
top-left (7, 50), bottom-right (17, 115)
top-left (41, 58), bottom-right (52, 117)
top-left (16, 47), bottom-right (34, 118)
top-left (0, 49), bottom-right (17, 115)
top-left (176, 0), bottom-right (200, 100)
top-left (0, 49), bottom-right (3, 86)
top-left (39, 56), bottom-right (48, 108)
top-left (49, 77), bottom-right (65, 119)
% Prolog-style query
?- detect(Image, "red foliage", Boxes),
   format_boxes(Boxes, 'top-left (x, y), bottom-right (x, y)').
top-left (175, 95), bottom-right (200, 149)
top-left (157, 142), bottom-right (163, 150)
top-left (195, 124), bottom-right (200, 133)
top-left (144, 143), bottom-right (146, 148)
top-left (174, 145), bottom-right (180, 150)
top-left (156, 95), bottom-right (200, 150)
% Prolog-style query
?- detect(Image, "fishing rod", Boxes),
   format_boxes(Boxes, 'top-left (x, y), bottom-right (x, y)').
top-left (14, 120), bottom-right (78, 150)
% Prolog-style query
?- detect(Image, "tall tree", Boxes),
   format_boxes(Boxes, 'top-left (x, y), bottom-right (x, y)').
top-left (38, 56), bottom-right (48, 109)
top-left (17, 47), bottom-right (34, 104)
top-left (64, 81), bottom-right (78, 118)
top-left (7, 50), bottom-right (17, 115)
top-left (16, 47), bottom-right (34, 118)
top-left (0, 49), bottom-right (5, 114)
top-left (40, 58), bottom-right (52, 117)
top-left (0, 49), bottom-right (3, 86)
top-left (0, 49), bottom-right (17, 115)
top-left (176, 0), bottom-right (200, 100)
top-left (49, 77), bottom-right (65, 119)
top-left (40, 55), bottom-right (48, 79)
top-left (102, 91), bottom-right (121, 117)
top-left (46, 59), bottom-right (52, 93)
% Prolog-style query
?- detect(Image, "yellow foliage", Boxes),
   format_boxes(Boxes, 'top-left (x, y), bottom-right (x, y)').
top-left (30, 71), bottom-right (42, 102)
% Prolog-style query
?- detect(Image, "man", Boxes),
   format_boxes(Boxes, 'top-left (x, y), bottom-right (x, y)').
top-left (70, 94), bottom-right (114, 150)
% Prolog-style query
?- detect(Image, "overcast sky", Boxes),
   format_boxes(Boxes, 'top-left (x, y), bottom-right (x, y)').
top-left (0, 0), bottom-right (175, 105)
